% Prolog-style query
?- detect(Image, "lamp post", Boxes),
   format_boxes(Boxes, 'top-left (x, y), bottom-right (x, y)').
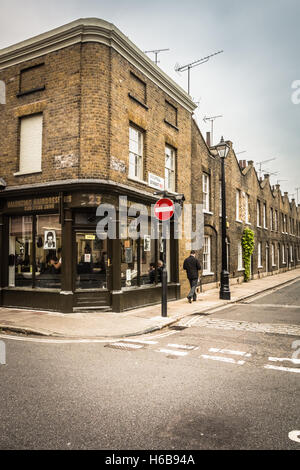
top-left (212, 136), bottom-right (231, 300)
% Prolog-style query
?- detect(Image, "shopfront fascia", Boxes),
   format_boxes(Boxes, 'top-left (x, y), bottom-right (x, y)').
top-left (0, 183), bottom-right (180, 313)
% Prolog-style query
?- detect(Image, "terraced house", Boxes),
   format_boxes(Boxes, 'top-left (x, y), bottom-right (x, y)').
top-left (0, 18), bottom-right (299, 314)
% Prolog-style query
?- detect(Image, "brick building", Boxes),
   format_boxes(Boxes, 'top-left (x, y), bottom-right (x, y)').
top-left (192, 120), bottom-right (300, 290)
top-left (0, 18), bottom-right (196, 313)
top-left (0, 18), bottom-right (299, 314)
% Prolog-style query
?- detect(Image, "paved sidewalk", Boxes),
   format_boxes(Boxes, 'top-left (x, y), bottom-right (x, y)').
top-left (0, 268), bottom-right (299, 339)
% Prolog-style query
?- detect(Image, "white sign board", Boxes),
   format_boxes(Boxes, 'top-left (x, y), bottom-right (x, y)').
top-left (148, 173), bottom-right (164, 190)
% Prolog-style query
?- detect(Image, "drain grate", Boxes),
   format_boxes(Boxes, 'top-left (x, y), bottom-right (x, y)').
top-left (105, 342), bottom-right (144, 351)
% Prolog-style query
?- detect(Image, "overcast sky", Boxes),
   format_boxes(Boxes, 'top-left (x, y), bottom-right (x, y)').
top-left (1, 0), bottom-right (299, 199)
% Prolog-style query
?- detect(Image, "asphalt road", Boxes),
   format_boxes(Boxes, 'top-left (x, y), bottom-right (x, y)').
top-left (0, 280), bottom-right (299, 450)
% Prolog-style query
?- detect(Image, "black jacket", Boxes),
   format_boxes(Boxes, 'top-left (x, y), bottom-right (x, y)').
top-left (183, 255), bottom-right (201, 280)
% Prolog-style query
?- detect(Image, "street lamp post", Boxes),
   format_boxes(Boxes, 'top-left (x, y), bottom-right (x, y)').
top-left (212, 136), bottom-right (231, 300)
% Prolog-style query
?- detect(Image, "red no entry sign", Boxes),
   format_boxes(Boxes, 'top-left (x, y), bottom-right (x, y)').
top-left (154, 198), bottom-right (175, 221)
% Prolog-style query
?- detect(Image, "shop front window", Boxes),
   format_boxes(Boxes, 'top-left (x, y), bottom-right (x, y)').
top-left (120, 218), bottom-right (172, 289)
top-left (35, 215), bottom-right (61, 289)
top-left (9, 214), bottom-right (62, 289)
top-left (9, 216), bottom-right (33, 287)
top-left (76, 233), bottom-right (107, 289)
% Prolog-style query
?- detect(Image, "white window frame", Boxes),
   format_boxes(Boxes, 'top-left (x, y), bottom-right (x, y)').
top-left (263, 203), bottom-right (267, 229)
top-left (282, 244), bottom-right (286, 264)
top-left (202, 235), bottom-right (212, 275)
top-left (274, 210), bottom-right (278, 232)
top-left (15, 113), bottom-right (43, 176)
top-left (236, 189), bottom-right (241, 221)
top-left (257, 200), bottom-right (261, 227)
top-left (270, 208), bottom-right (273, 231)
top-left (258, 241), bottom-right (262, 268)
top-left (165, 145), bottom-right (176, 192)
top-left (271, 244), bottom-right (276, 266)
top-left (290, 245), bottom-right (294, 262)
top-left (237, 240), bottom-right (244, 271)
top-left (202, 174), bottom-right (210, 213)
top-left (129, 125), bottom-right (143, 180)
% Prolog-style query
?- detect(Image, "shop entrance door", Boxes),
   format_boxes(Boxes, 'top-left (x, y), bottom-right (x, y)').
top-left (75, 232), bottom-right (108, 290)
top-left (74, 231), bottom-right (111, 310)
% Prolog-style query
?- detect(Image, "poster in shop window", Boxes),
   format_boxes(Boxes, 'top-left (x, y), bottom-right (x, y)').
top-left (44, 230), bottom-right (56, 250)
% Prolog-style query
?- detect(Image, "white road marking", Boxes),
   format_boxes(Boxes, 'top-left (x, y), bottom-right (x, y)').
top-left (167, 343), bottom-right (198, 350)
top-left (264, 365), bottom-right (300, 373)
top-left (268, 356), bottom-right (300, 364)
top-left (288, 431), bottom-right (300, 443)
top-left (123, 339), bottom-right (158, 345)
top-left (157, 348), bottom-right (188, 357)
top-left (209, 347), bottom-right (251, 357)
top-left (201, 354), bottom-right (245, 365)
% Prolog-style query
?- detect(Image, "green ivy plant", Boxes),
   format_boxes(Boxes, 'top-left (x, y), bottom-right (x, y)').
top-left (241, 227), bottom-right (255, 282)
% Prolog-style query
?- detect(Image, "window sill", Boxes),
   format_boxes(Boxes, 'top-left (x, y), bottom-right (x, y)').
top-left (17, 86), bottom-right (45, 97)
top-left (237, 268), bottom-right (245, 272)
top-left (258, 265), bottom-right (263, 269)
top-left (14, 170), bottom-right (42, 177)
top-left (128, 92), bottom-right (148, 110)
top-left (235, 219), bottom-right (243, 224)
top-left (257, 225), bottom-right (262, 228)
top-left (128, 175), bottom-right (148, 186)
top-left (203, 210), bottom-right (213, 215)
top-left (245, 222), bottom-right (251, 225)
top-left (202, 272), bottom-right (214, 276)
top-left (164, 119), bottom-right (179, 131)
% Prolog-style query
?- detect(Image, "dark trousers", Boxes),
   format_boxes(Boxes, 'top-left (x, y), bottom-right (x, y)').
top-left (187, 278), bottom-right (198, 300)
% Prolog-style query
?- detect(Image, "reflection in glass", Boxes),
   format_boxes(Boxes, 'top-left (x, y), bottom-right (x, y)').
top-left (9, 216), bottom-right (33, 287)
top-left (76, 233), bottom-right (107, 289)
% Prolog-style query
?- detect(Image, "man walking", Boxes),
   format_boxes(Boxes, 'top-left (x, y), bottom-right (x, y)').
top-left (183, 250), bottom-right (201, 303)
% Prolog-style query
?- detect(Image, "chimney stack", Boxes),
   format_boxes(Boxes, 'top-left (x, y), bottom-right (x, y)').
top-left (248, 160), bottom-right (254, 166)
top-left (264, 173), bottom-right (270, 179)
top-left (239, 160), bottom-right (246, 169)
top-left (206, 132), bottom-right (211, 147)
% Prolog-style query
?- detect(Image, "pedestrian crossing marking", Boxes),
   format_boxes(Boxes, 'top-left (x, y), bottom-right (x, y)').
top-left (157, 348), bottom-right (188, 357)
top-left (201, 354), bottom-right (245, 365)
top-left (264, 365), bottom-right (300, 374)
top-left (268, 356), bottom-right (300, 364)
top-left (167, 343), bottom-right (198, 350)
top-left (209, 347), bottom-right (251, 357)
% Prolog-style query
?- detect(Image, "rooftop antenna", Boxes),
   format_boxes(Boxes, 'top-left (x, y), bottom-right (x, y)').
top-left (144, 48), bottom-right (170, 65)
top-left (295, 186), bottom-right (300, 205)
top-left (203, 114), bottom-right (223, 146)
top-left (236, 151), bottom-right (246, 155)
top-left (276, 179), bottom-right (288, 185)
top-left (256, 157), bottom-right (276, 179)
top-left (175, 50), bottom-right (223, 94)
